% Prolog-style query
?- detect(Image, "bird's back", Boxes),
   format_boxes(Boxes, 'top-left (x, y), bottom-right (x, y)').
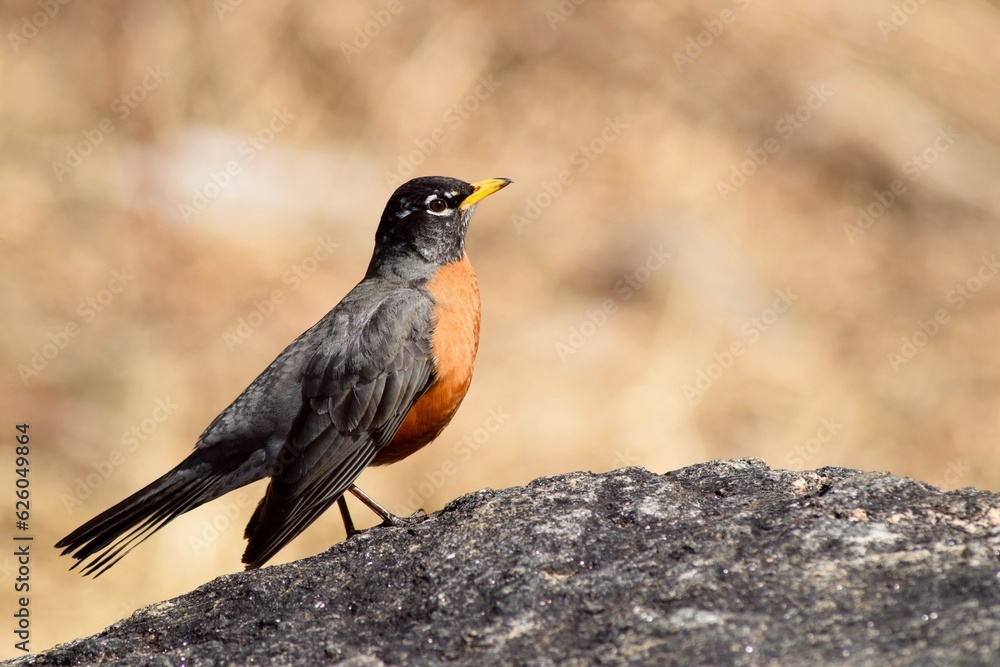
top-left (196, 279), bottom-right (435, 456)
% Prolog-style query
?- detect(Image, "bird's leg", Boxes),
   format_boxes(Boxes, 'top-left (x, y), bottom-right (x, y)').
top-left (348, 484), bottom-right (426, 528)
top-left (337, 496), bottom-right (359, 538)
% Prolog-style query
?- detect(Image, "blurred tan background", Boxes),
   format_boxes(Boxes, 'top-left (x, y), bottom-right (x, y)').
top-left (2, 0), bottom-right (999, 658)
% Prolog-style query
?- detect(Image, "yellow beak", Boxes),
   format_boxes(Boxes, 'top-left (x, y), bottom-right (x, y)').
top-left (460, 178), bottom-right (513, 210)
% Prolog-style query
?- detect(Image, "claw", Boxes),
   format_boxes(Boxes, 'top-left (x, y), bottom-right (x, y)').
top-left (348, 484), bottom-right (431, 530)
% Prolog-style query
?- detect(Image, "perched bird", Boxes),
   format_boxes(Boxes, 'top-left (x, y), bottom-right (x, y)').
top-left (57, 176), bottom-right (511, 576)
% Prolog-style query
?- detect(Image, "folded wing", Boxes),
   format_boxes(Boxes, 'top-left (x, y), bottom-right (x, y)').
top-left (241, 294), bottom-right (436, 568)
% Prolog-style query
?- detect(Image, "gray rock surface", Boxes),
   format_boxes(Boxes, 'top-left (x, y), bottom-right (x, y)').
top-left (12, 460), bottom-right (1000, 666)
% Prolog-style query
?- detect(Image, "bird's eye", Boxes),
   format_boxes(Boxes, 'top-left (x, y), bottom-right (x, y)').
top-left (427, 197), bottom-right (448, 213)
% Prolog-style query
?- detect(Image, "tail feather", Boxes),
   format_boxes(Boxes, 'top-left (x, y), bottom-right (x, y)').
top-left (68, 476), bottom-right (216, 577)
top-left (56, 444), bottom-right (266, 577)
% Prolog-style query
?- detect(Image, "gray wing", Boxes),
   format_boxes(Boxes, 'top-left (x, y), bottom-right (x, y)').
top-left (241, 291), bottom-right (436, 568)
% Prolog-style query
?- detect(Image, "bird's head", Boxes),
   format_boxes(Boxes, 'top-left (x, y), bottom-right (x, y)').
top-left (368, 176), bottom-right (511, 276)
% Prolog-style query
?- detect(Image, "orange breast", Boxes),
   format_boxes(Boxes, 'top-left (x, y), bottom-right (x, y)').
top-left (373, 254), bottom-right (481, 465)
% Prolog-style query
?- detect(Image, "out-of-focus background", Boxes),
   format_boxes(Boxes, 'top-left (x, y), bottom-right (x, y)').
top-left (2, 0), bottom-right (999, 657)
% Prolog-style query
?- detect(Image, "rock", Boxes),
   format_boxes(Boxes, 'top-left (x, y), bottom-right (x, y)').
top-left (11, 459), bottom-right (1000, 666)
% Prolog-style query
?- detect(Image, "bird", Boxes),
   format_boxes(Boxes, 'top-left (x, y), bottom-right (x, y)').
top-left (56, 175), bottom-right (511, 576)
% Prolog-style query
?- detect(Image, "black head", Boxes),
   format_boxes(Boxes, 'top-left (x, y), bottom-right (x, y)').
top-left (367, 176), bottom-right (511, 277)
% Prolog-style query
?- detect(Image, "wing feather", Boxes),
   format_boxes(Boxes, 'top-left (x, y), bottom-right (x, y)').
top-left (241, 294), bottom-right (435, 568)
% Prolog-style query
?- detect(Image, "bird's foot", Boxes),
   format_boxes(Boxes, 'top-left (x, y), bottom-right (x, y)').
top-left (337, 496), bottom-right (360, 538)
top-left (348, 485), bottom-right (430, 532)
top-left (377, 508), bottom-right (427, 529)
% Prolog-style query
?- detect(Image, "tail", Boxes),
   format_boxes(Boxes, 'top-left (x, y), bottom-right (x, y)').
top-left (56, 442), bottom-right (267, 577)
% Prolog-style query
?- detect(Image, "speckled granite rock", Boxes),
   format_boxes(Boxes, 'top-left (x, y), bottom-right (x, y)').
top-left (10, 460), bottom-right (1000, 666)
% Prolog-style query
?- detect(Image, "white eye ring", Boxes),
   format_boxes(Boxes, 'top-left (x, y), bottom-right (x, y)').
top-left (425, 195), bottom-right (449, 215)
